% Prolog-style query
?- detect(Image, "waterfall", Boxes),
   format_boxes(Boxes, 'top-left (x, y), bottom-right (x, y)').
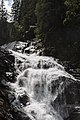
top-left (7, 41), bottom-right (76, 120)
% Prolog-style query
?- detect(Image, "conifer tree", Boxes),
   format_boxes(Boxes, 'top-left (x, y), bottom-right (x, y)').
top-left (19, 0), bottom-right (37, 31)
top-left (12, 0), bottom-right (21, 22)
top-left (0, 0), bottom-right (7, 21)
top-left (0, 0), bottom-right (8, 45)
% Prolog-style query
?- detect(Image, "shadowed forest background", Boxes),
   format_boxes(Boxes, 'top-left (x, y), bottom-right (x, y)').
top-left (0, 0), bottom-right (80, 66)
top-left (0, 1), bottom-right (80, 120)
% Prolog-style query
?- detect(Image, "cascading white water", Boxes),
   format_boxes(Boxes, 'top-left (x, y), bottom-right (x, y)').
top-left (7, 42), bottom-right (76, 120)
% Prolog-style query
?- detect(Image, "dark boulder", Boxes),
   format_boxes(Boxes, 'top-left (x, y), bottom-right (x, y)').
top-left (23, 26), bottom-right (36, 41)
top-left (0, 48), bottom-right (16, 120)
top-left (18, 94), bottom-right (29, 106)
top-left (0, 48), bottom-right (16, 83)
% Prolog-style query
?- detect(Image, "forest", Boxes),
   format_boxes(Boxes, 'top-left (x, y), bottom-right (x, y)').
top-left (0, 1), bottom-right (80, 120)
top-left (0, 0), bottom-right (80, 66)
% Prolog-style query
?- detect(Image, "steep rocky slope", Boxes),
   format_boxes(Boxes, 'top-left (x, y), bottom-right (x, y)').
top-left (1, 42), bottom-right (80, 120)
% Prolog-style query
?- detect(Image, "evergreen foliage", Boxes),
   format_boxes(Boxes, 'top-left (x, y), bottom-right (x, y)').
top-left (12, 0), bottom-right (21, 22)
top-left (19, 0), bottom-right (37, 31)
top-left (0, 0), bottom-right (9, 45)
top-left (34, 0), bottom-right (66, 57)
top-left (0, 0), bottom-right (80, 64)
top-left (0, 0), bottom-right (7, 20)
top-left (64, 0), bottom-right (80, 25)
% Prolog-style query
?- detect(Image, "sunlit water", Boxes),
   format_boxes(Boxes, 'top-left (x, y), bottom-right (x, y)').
top-left (7, 42), bottom-right (76, 120)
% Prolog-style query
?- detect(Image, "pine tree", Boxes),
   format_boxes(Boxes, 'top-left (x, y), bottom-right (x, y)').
top-left (0, 0), bottom-right (8, 45)
top-left (19, 0), bottom-right (37, 31)
top-left (12, 0), bottom-right (21, 22)
top-left (0, 0), bottom-right (7, 21)
top-left (64, 0), bottom-right (80, 25)
top-left (11, 0), bottom-right (37, 41)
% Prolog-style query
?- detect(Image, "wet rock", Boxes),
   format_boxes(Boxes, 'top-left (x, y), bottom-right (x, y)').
top-left (0, 48), bottom-right (16, 83)
top-left (8, 93), bottom-right (16, 103)
top-left (65, 108), bottom-right (80, 120)
top-left (12, 111), bottom-right (31, 120)
top-left (0, 99), bottom-right (4, 106)
top-left (19, 79), bottom-right (25, 87)
top-left (23, 26), bottom-right (36, 40)
top-left (18, 94), bottom-right (29, 106)
top-left (51, 76), bottom-right (80, 119)
top-left (0, 89), bottom-right (13, 120)
top-left (0, 48), bottom-right (17, 120)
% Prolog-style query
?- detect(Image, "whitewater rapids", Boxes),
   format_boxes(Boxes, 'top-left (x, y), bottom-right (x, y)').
top-left (6, 42), bottom-right (76, 120)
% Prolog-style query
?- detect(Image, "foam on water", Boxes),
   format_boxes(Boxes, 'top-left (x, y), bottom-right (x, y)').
top-left (7, 42), bottom-right (76, 120)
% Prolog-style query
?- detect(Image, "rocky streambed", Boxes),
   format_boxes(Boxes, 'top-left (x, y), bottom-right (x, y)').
top-left (0, 41), bottom-right (80, 120)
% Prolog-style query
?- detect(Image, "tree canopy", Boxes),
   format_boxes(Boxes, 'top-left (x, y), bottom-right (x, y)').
top-left (0, 0), bottom-right (80, 64)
